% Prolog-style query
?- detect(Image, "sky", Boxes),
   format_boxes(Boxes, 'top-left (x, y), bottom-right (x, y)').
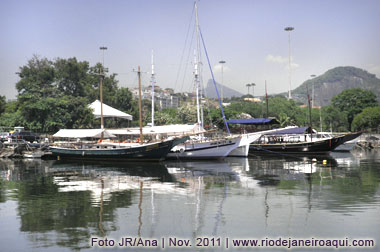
top-left (1, 0), bottom-right (380, 100)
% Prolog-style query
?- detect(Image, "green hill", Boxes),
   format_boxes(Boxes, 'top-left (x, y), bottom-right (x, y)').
top-left (291, 66), bottom-right (380, 106)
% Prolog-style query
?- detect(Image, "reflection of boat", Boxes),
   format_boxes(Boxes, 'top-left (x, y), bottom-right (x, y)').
top-left (49, 161), bottom-right (186, 204)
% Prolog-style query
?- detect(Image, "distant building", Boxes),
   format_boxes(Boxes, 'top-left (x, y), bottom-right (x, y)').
top-left (132, 86), bottom-right (181, 110)
top-left (244, 97), bottom-right (262, 103)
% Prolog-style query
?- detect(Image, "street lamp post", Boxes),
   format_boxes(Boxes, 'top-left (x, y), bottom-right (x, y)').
top-left (246, 83), bottom-right (251, 96)
top-left (219, 60), bottom-right (226, 102)
top-left (99, 46), bottom-right (107, 132)
top-left (251, 83), bottom-right (256, 98)
top-left (284, 27), bottom-right (294, 100)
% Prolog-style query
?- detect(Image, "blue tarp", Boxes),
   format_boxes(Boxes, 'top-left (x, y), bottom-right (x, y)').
top-left (227, 118), bottom-right (279, 125)
top-left (265, 127), bottom-right (312, 135)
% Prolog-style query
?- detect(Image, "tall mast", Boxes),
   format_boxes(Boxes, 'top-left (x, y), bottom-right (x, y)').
top-left (194, 50), bottom-right (201, 127)
top-left (265, 80), bottom-right (269, 118)
top-left (151, 49), bottom-right (155, 127)
top-left (138, 66), bottom-right (144, 144)
top-left (194, 2), bottom-right (202, 129)
top-left (307, 84), bottom-right (313, 141)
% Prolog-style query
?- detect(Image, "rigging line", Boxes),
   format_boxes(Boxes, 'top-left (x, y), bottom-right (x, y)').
top-left (174, 4), bottom-right (195, 92)
top-left (181, 28), bottom-right (195, 93)
top-left (199, 28), bottom-right (231, 135)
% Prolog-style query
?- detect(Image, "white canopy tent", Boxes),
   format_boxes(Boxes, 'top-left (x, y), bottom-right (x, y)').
top-left (53, 129), bottom-right (116, 138)
top-left (89, 100), bottom-right (133, 120)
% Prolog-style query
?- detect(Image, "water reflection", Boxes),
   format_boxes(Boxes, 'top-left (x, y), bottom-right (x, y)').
top-left (0, 151), bottom-right (379, 251)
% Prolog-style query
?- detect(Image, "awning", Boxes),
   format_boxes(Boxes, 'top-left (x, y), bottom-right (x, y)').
top-left (89, 100), bottom-right (133, 120)
top-left (53, 129), bottom-right (116, 138)
top-left (227, 118), bottom-right (280, 125)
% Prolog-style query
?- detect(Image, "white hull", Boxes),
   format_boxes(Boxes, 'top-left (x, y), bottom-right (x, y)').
top-left (167, 137), bottom-right (241, 159)
top-left (228, 133), bottom-right (261, 157)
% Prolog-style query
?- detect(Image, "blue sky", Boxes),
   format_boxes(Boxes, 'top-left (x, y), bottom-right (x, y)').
top-left (1, 0), bottom-right (380, 99)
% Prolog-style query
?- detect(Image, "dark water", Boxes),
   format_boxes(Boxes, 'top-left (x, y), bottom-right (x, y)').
top-left (0, 151), bottom-right (379, 251)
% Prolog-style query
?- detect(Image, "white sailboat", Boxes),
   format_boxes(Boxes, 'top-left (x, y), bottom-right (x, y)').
top-left (166, 2), bottom-right (242, 159)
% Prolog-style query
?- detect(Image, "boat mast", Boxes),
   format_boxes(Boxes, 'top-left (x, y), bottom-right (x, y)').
top-left (265, 80), bottom-right (269, 118)
top-left (307, 84), bottom-right (313, 141)
top-left (151, 49), bottom-right (155, 127)
top-left (138, 66), bottom-right (144, 144)
top-left (194, 2), bottom-right (202, 130)
top-left (194, 51), bottom-right (201, 128)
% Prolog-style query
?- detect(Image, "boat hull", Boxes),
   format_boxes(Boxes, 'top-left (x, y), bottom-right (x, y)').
top-left (50, 137), bottom-right (188, 161)
top-left (228, 133), bottom-right (261, 157)
top-left (250, 137), bottom-right (342, 154)
top-left (167, 137), bottom-right (241, 159)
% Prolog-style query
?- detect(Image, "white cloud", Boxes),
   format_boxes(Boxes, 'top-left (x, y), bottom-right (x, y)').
top-left (265, 54), bottom-right (288, 64)
top-left (213, 64), bottom-right (231, 73)
top-left (265, 54), bottom-right (299, 69)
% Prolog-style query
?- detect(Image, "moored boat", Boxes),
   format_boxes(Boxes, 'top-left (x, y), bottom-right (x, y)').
top-left (50, 135), bottom-right (188, 161)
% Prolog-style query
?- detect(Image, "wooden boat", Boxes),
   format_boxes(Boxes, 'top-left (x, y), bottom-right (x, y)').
top-left (250, 137), bottom-right (342, 154)
top-left (249, 127), bottom-right (360, 154)
top-left (50, 136), bottom-right (188, 161)
top-left (50, 66), bottom-right (188, 161)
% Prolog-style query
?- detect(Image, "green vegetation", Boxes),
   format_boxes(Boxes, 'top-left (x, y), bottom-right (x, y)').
top-left (0, 56), bottom-right (138, 133)
top-left (352, 106), bottom-right (380, 132)
top-left (331, 88), bottom-right (378, 131)
top-left (1, 57), bottom-right (379, 133)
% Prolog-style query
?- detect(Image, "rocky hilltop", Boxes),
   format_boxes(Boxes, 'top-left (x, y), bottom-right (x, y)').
top-left (204, 79), bottom-right (243, 99)
top-left (291, 66), bottom-right (380, 106)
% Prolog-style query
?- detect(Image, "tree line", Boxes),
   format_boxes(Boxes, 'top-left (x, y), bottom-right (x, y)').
top-left (1, 56), bottom-right (379, 133)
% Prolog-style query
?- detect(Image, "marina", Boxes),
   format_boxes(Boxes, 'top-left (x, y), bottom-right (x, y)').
top-left (0, 150), bottom-right (379, 251)
top-left (1, 1), bottom-right (380, 251)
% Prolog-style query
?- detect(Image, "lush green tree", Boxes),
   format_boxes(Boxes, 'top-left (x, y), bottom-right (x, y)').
top-left (54, 57), bottom-right (94, 98)
top-left (227, 102), bottom-right (263, 118)
top-left (267, 97), bottom-right (302, 126)
top-left (0, 95), bottom-right (6, 115)
top-left (322, 105), bottom-right (349, 132)
top-left (352, 106), bottom-right (380, 132)
top-left (155, 108), bottom-right (181, 125)
top-left (331, 88), bottom-right (378, 130)
top-left (9, 56), bottom-right (139, 132)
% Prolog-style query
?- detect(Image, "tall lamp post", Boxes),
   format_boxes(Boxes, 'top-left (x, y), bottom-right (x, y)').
top-left (99, 46), bottom-right (107, 132)
top-left (219, 60), bottom-right (226, 102)
top-left (246, 83), bottom-right (251, 96)
top-left (251, 83), bottom-right (256, 98)
top-left (284, 26), bottom-right (294, 100)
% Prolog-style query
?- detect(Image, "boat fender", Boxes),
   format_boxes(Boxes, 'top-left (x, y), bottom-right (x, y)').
top-left (82, 151), bottom-right (85, 156)
top-left (180, 148), bottom-right (185, 153)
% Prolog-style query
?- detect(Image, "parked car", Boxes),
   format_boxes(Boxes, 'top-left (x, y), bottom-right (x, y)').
top-left (11, 131), bottom-right (40, 143)
top-left (0, 132), bottom-right (12, 142)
